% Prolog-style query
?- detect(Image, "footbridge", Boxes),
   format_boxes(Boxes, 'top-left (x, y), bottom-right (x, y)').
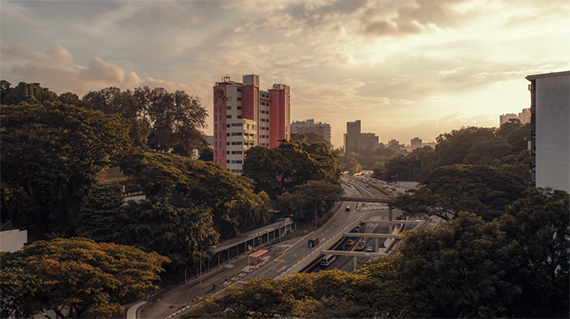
top-left (338, 196), bottom-right (392, 203)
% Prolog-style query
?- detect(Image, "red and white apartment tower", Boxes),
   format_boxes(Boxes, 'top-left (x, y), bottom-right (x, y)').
top-left (213, 74), bottom-right (290, 174)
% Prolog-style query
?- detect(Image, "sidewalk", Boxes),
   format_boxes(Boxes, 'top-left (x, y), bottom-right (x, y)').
top-left (128, 235), bottom-right (306, 319)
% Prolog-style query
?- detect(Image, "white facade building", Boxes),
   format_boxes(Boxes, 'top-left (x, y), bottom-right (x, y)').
top-left (527, 71), bottom-right (569, 193)
top-left (291, 119), bottom-right (332, 145)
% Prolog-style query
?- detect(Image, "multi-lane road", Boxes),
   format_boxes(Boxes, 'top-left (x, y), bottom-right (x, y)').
top-left (137, 175), bottom-right (414, 319)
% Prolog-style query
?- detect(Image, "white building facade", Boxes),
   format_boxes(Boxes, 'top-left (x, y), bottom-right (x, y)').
top-left (526, 71), bottom-right (570, 193)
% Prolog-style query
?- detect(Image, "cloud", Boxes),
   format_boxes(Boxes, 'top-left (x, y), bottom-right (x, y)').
top-left (1, 44), bottom-right (192, 95)
top-left (359, 0), bottom-right (479, 37)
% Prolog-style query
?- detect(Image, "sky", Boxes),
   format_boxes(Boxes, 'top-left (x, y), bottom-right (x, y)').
top-left (1, 0), bottom-right (569, 147)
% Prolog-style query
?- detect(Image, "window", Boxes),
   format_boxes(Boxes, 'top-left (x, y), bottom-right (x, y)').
top-left (227, 124), bottom-right (230, 128)
top-left (227, 115), bottom-right (232, 119)
top-left (227, 106), bottom-right (231, 110)
top-left (237, 97), bottom-right (242, 101)
top-left (237, 87), bottom-right (242, 92)
top-left (237, 106), bottom-right (242, 110)
top-left (227, 97), bottom-right (232, 101)
top-left (237, 115), bottom-right (242, 119)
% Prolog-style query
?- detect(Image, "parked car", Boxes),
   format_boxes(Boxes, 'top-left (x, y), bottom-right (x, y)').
top-left (347, 239), bottom-right (355, 246)
top-left (366, 246), bottom-right (374, 252)
top-left (345, 206), bottom-right (351, 211)
top-left (355, 241), bottom-right (366, 251)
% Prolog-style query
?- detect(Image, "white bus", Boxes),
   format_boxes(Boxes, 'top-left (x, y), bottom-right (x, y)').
top-left (320, 254), bottom-right (336, 267)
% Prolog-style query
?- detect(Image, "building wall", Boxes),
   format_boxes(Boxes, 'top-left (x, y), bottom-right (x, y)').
top-left (291, 119), bottom-right (332, 145)
top-left (346, 120), bottom-right (361, 155)
top-left (411, 137), bottom-right (423, 150)
top-left (527, 71), bottom-right (570, 192)
top-left (214, 75), bottom-right (290, 174)
top-left (259, 91), bottom-right (271, 147)
top-left (269, 84), bottom-right (290, 148)
top-left (0, 230), bottom-right (27, 252)
top-left (359, 132), bottom-right (379, 151)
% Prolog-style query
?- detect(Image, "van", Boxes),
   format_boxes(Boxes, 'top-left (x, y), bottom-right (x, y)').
top-left (345, 206), bottom-right (350, 211)
top-left (320, 254), bottom-right (336, 267)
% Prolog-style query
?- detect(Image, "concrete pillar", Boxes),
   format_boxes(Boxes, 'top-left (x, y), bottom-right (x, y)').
top-left (389, 207), bottom-right (393, 233)
top-left (375, 238), bottom-right (379, 250)
top-left (353, 256), bottom-right (357, 271)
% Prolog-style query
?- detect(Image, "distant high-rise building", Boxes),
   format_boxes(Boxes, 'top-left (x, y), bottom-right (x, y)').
top-left (500, 113), bottom-right (519, 126)
top-left (345, 120), bottom-right (361, 155)
top-left (518, 108), bottom-right (531, 124)
top-left (526, 70), bottom-right (569, 192)
top-left (213, 75), bottom-right (291, 174)
top-left (411, 137), bottom-right (423, 150)
top-left (291, 119), bottom-right (332, 146)
top-left (499, 108), bottom-right (531, 126)
top-left (388, 139), bottom-right (400, 148)
top-left (359, 133), bottom-right (379, 151)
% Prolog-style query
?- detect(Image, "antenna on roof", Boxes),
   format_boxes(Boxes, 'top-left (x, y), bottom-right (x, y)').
top-left (223, 75), bottom-right (231, 82)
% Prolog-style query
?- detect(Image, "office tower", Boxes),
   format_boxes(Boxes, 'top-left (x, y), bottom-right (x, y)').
top-left (359, 132), bottom-right (379, 151)
top-left (526, 71), bottom-right (569, 192)
top-left (411, 137), bottom-right (423, 150)
top-left (213, 75), bottom-right (291, 174)
top-left (345, 120), bottom-right (361, 155)
top-left (291, 119), bottom-right (332, 146)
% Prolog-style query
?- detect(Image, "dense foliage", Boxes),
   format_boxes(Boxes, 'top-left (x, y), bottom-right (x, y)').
top-left (379, 124), bottom-right (530, 182)
top-left (1, 102), bottom-right (132, 238)
top-left (391, 164), bottom-right (529, 221)
top-left (242, 141), bottom-right (341, 197)
top-left (185, 189), bottom-right (569, 318)
top-left (0, 238), bottom-right (169, 319)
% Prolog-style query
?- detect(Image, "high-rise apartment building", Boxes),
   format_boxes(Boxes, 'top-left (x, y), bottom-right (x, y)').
top-left (345, 120), bottom-right (361, 155)
top-left (291, 119), bottom-right (332, 146)
top-left (411, 137), bottom-right (423, 150)
top-left (499, 108), bottom-right (531, 126)
top-left (526, 71), bottom-right (569, 193)
top-left (213, 75), bottom-right (291, 174)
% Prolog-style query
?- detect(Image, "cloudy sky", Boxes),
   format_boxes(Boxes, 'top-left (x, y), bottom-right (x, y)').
top-left (1, 0), bottom-right (569, 147)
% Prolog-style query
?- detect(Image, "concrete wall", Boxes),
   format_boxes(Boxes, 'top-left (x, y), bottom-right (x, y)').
top-left (0, 229), bottom-right (27, 252)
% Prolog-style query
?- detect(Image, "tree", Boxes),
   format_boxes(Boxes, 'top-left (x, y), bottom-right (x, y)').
top-left (75, 183), bottom-right (132, 243)
top-left (127, 193), bottom-right (219, 271)
top-left (0, 81), bottom-right (59, 106)
top-left (394, 212), bottom-right (518, 318)
top-left (498, 188), bottom-right (569, 318)
top-left (242, 141), bottom-right (341, 197)
top-left (392, 164), bottom-right (529, 221)
top-left (120, 151), bottom-right (269, 239)
top-left (1, 102), bottom-right (132, 238)
top-left (0, 238), bottom-right (169, 319)
top-left (342, 156), bottom-right (362, 174)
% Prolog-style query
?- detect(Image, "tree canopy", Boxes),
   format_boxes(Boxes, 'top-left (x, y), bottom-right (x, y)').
top-left (1, 102), bottom-right (132, 238)
top-left (0, 237), bottom-right (169, 319)
top-left (382, 125), bottom-right (530, 182)
top-left (391, 164), bottom-right (529, 221)
top-left (242, 141), bottom-right (341, 197)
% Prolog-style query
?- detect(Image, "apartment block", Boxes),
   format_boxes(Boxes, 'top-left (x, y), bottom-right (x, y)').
top-left (291, 119), bottom-right (332, 145)
top-left (213, 75), bottom-right (290, 174)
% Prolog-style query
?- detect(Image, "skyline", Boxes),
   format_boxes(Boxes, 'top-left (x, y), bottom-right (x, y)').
top-left (1, 0), bottom-right (569, 146)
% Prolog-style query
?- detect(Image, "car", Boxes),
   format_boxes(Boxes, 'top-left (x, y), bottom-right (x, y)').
top-left (347, 239), bottom-right (355, 246)
top-left (355, 242), bottom-right (366, 251)
top-left (366, 246), bottom-right (374, 252)
top-left (345, 206), bottom-right (351, 211)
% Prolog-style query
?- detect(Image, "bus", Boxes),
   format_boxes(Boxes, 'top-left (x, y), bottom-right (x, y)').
top-left (320, 254), bottom-right (336, 267)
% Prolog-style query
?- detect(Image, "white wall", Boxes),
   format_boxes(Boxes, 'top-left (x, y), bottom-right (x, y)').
top-left (0, 229), bottom-right (28, 252)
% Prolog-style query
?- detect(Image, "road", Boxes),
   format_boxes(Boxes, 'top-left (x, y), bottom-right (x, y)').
top-left (137, 175), bottom-right (411, 319)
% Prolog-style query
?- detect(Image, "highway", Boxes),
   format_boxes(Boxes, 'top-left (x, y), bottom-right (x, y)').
top-left (137, 174), bottom-right (411, 319)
